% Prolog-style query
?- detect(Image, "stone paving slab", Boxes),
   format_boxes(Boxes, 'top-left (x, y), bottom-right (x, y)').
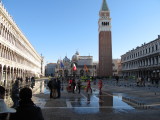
top-left (41, 107), bottom-right (160, 120)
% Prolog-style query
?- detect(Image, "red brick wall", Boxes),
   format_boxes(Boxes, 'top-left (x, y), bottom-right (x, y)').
top-left (99, 31), bottom-right (112, 76)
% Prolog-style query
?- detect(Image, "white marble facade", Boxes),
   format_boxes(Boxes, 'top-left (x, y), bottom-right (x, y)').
top-left (0, 2), bottom-right (43, 87)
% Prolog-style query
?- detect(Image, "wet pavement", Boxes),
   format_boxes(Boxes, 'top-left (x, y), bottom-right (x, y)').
top-left (33, 80), bottom-right (135, 111)
top-left (5, 78), bottom-right (160, 120)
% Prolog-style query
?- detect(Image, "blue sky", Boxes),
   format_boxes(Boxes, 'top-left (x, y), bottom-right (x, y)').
top-left (2, 0), bottom-right (160, 64)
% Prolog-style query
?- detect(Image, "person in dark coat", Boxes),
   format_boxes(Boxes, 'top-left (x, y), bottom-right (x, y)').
top-left (71, 79), bottom-right (76, 93)
top-left (10, 87), bottom-right (44, 120)
top-left (115, 76), bottom-right (119, 85)
top-left (11, 80), bottom-right (19, 108)
top-left (47, 79), bottom-right (53, 98)
top-left (77, 80), bottom-right (81, 94)
top-left (56, 79), bottom-right (61, 98)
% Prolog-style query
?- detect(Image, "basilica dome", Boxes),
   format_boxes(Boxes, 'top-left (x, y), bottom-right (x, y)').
top-left (63, 56), bottom-right (70, 63)
top-left (72, 51), bottom-right (79, 61)
top-left (75, 51), bottom-right (79, 55)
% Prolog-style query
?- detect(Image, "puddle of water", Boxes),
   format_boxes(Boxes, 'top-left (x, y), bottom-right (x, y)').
top-left (32, 80), bottom-right (50, 94)
top-left (68, 90), bottom-right (135, 114)
top-left (113, 95), bottom-right (134, 109)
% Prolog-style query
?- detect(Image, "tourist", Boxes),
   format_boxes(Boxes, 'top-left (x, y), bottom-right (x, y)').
top-left (136, 76), bottom-right (140, 86)
top-left (0, 86), bottom-right (16, 120)
top-left (11, 80), bottom-right (19, 108)
top-left (71, 79), bottom-right (76, 93)
top-left (115, 75), bottom-right (119, 85)
top-left (10, 87), bottom-right (44, 120)
top-left (77, 79), bottom-right (81, 94)
top-left (52, 78), bottom-right (58, 99)
top-left (56, 79), bottom-right (61, 98)
top-left (86, 79), bottom-right (92, 93)
top-left (47, 78), bottom-right (53, 98)
top-left (141, 76), bottom-right (145, 87)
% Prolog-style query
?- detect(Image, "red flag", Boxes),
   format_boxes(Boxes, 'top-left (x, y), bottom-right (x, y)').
top-left (73, 63), bottom-right (77, 71)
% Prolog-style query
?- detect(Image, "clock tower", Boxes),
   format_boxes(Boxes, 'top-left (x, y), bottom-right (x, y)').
top-left (98, 0), bottom-right (112, 77)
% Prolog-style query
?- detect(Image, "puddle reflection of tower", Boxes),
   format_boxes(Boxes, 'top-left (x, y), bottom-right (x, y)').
top-left (99, 93), bottom-right (113, 113)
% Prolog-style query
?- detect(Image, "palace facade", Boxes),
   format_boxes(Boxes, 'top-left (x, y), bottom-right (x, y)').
top-left (121, 35), bottom-right (160, 78)
top-left (0, 2), bottom-right (43, 87)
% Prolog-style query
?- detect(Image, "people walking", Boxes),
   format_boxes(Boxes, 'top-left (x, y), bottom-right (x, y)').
top-left (77, 80), bottom-right (81, 94)
top-left (98, 79), bottom-right (103, 94)
top-left (11, 80), bottom-right (19, 108)
top-left (68, 79), bottom-right (72, 92)
top-left (136, 77), bottom-right (140, 86)
top-left (86, 80), bottom-right (92, 93)
top-left (115, 76), bottom-right (119, 85)
top-left (71, 79), bottom-right (76, 93)
top-left (141, 76), bottom-right (145, 87)
top-left (10, 87), bottom-right (44, 120)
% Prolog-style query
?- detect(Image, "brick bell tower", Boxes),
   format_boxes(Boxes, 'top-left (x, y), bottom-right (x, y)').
top-left (98, 0), bottom-right (112, 77)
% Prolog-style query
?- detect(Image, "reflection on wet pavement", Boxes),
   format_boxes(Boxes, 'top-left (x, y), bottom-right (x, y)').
top-left (66, 89), bottom-right (135, 114)
top-left (31, 80), bottom-right (149, 114)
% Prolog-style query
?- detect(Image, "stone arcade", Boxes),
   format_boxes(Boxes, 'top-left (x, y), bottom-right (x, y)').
top-left (0, 2), bottom-right (43, 87)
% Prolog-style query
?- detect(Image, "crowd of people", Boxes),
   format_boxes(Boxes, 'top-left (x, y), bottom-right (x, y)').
top-left (0, 76), bottom-right (105, 120)
top-left (136, 76), bottom-right (159, 87)
top-left (47, 77), bottom-right (104, 98)
top-left (113, 75), bottom-right (160, 88)
top-left (0, 86), bottom-right (44, 120)
top-left (47, 78), bottom-right (61, 99)
top-left (66, 77), bottom-right (103, 94)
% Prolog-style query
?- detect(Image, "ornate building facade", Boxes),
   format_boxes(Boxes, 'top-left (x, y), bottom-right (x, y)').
top-left (121, 35), bottom-right (160, 78)
top-left (55, 51), bottom-right (97, 77)
top-left (0, 2), bottom-right (43, 87)
top-left (98, 0), bottom-right (112, 77)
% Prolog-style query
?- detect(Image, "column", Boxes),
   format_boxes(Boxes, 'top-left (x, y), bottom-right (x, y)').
top-left (0, 65), bottom-right (3, 86)
top-left (151, 57), bottom-right (153, 65)
top-left (3, 66), bottom-right (7, 88)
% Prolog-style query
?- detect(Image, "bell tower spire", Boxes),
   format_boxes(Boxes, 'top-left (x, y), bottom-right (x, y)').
top-left (101, 0), bottom-right (109, 11)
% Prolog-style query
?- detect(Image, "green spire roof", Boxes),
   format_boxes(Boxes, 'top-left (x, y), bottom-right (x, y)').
top-left (101, 0), bottom-right (109, 11)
